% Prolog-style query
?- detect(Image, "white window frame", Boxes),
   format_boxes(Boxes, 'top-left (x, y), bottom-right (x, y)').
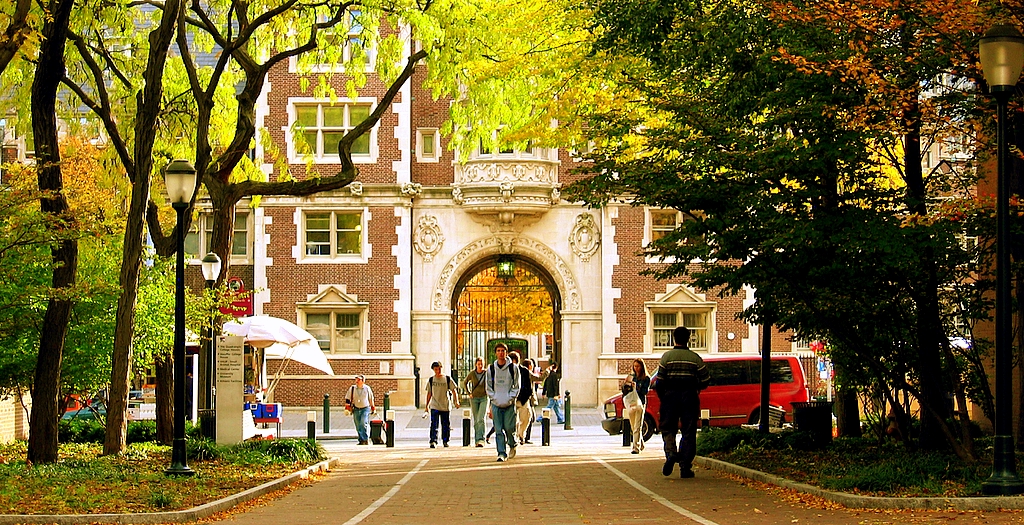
top-left (286, 97), bottom-right (379, 165)
top-left (301, 308), bottom-right (368, 354)
top-left (416, 128), bottom-right (441, 163)
top-left (288, 9), bottom-right (376, 74)
top-left (296, 208), bottom-right (368, 264)
top-left (649, 309), bottom-right (712, 352)
top-left (184, 211), bottom-right (253, 265)
top-left (644, 208), bottom-right (704, 263)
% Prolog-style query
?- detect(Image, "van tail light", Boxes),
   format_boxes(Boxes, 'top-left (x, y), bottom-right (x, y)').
top-left (604, 403), bottom-right (617, 419)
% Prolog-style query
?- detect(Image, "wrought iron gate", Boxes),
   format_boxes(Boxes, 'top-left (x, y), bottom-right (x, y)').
top-left (454, 296), bottom-right (509, 388)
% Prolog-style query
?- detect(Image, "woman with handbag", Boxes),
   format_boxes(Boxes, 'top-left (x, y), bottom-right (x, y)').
top-left (623, 358), bottom-right (651, 454)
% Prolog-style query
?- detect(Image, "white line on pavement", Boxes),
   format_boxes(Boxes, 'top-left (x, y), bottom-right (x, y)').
top-left (594, 457), bottom-right (722, 525)
top-left (342, 458), bottom-right (429, 525)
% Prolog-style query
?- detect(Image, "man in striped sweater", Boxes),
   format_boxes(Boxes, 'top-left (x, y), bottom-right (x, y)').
top-left (654, 326), bottom-right (711, 478)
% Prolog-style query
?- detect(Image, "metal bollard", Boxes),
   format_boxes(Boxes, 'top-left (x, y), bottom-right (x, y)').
top-left (385, 409), bottom-right (395, 448)
top-left (463, 408), bottom-right (472, 446)
top-left (323, 394), bottom-right (330, 434)
top-left (307, 410), bottom-right (316, 441)
top-left (541, 408), bottom-right (551, 446)
top-left (622, 416), bottom-right (632, 447)
top-left (701, 408), bottom-right (710, 430)
top-left (563, 390), bottom-right (573, 430)
top-left (384, 391), bottom-right (391, 415)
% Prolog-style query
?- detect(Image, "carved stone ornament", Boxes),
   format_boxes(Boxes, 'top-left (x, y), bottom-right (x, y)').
top-left (550, 188), bottom-right (561, 205)
top-left (414, 215), bottom-right (445, 262)
top-left (451, 187), bottom-right (464, 205)
top-left (569, 213), bottom-right (600, 262)
top-left (499, 181), bottom-right (515, 202)
top-left (401, 182), bottom-right (423, 197)
top-left (349, 181), bottom-right (363, 196)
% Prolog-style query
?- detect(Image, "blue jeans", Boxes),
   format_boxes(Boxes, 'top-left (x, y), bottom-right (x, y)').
top-left (429, 409), bottom-right (451, 444)
top-left (353, 406), bottom-right (370, 442)
top-left (470, 397), bottom-right (488, 443)
top-left (546, 397), bottom-right (565, 423)
top-left (492, 403), bottom-right (517, 457)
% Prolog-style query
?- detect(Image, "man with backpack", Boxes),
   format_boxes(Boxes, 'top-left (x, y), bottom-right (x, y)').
top-left (424, 361), bottom-right (460, 448)
top-left (485, 343), bottom-right (519, 462)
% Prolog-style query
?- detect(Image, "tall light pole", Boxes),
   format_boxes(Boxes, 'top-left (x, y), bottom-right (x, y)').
top-left (165, 159), bottom-right (198, 476)
top-left (200, 252), bottom-right (222, 440)
top-left (980, 24), bottom-right (1024, 496)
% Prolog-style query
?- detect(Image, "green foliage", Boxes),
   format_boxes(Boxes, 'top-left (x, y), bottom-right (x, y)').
top-left (125, 420), bottom-right (158, 444)
top-left (186, 437), bottom-right (220, 461)
top-left (58, 419), bottom-right (106, 444)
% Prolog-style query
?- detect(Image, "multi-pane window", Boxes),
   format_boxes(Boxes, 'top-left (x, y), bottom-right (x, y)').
top-left (294, 103), bottom-right (371, 160)
top-left (184, 212), bottom-right (250, 259)
top-left (304, 211), bottom-right (362, 257)
top-left (650, 210), bottom-right (678, 243)
top-left (649, 209), bottom-right (702, 247)
top-left (305, 311), bottom-right (363, 353)
top-left (652, 310), bottom-right (709, 351)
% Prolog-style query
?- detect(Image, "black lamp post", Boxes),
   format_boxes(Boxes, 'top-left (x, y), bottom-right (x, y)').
top-left (199, 252), bottom-right (222, 440)
top-left (165, 159), bottom-right (198, 476)
top-left (980, 24), bottom-right (1024, 496)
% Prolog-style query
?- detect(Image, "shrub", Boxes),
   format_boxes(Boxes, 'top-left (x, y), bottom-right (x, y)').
top-left (187, 438), bottom-right (221, 461)
top-left (126, 421), bottom-right (157, 444)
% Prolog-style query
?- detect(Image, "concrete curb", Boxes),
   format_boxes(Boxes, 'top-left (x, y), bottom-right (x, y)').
top-left (695, 456), bottom-right (1024, 511)
top-left (0, 457), bottom-right (339, 525)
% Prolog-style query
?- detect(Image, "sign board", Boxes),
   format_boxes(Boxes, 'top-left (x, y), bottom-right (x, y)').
top-left (220, 277), bottom-right (253, 317)
top-left (216, 335), bottom-right (245, 445)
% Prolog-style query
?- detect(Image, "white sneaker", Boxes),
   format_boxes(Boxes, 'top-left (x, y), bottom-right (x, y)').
top-left (508, 445), bottom-right (517, 459)
top-left (497, 455), bottom-right (506, 462)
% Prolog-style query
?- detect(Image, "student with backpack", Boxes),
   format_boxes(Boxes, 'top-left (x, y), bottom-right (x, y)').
top-left (424, 361), bottom-right (460, 448)
top-left (485, 343), bottom-right (520, 462)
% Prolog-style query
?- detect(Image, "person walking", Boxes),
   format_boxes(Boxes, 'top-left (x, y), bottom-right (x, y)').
top-left (541, 361), bottom-right (564, 424)
top-left (344, 375), bottom-right (375, 445)
top-left (623, 358), bottom-right (651, 454)
top-left (424, 361), bottom-right (459, 448)
top-left (511, 353), bottom-right (541, 445)
top-left (654, 326), bottom-right (710, 478)
top-left (485, 343), bottom-right (519, 461)
top-left (464, 357), bottom-right (489, 447)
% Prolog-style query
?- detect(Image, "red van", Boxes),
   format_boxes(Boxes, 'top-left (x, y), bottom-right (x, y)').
top-left (601, 353), bottom-right (809, 441)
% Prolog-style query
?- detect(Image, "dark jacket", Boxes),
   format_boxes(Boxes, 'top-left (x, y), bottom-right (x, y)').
top-left (542, 369), bottom-right (560, 399)
top-left (517, 365), bottom-right (539, 404)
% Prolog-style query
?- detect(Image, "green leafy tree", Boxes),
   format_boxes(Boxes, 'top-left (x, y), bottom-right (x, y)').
top-left (568, 0), bottom-right (990, 458)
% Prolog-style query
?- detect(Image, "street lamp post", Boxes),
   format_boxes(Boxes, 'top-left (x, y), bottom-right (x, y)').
top-left (980, 24), bottom-right (1024, 496)
top-left (165, 159), bottom-right (198, 476)
top-left (199, 252), bottom-right (222, 440)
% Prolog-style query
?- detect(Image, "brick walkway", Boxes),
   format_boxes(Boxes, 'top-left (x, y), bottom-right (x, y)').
top-left (213, 415), bottom-right (1024, 525)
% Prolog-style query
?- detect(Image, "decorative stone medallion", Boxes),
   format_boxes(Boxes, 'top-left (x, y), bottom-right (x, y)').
top-left (569, 213), bottom-right (600, 262)
top-left (414, 215), bottom-right (444, 262)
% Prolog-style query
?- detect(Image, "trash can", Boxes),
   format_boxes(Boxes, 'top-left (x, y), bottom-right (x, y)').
top-left (370, 418), bottom-right (385, 445)
top-left (791, 401), bottom-right (833, 445)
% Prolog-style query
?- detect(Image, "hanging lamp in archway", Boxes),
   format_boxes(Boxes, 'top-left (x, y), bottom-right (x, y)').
top-left (496, 255), bottom-right (516, 280)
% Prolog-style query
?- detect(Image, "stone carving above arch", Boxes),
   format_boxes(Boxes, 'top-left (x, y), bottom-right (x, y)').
top-left (432, 236), bottom-right (581, 312)
top-left (413, 215), bottom-right (444, 262)
top-left (569, 213), bottom-right (600, 262)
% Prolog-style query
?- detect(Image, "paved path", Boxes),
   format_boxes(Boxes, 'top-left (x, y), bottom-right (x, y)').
top-left (216, 408), bottom-right (1024, 525)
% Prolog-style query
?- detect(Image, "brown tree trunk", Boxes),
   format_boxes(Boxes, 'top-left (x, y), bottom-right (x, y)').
top-left (834, 362), bottom-right (861, 438)
top-left (103, 0), bottom-right (184, 456)
top-left (26, 0), bottom-right (77, 465)
top-left (155, 355), bottom-right (173, 445)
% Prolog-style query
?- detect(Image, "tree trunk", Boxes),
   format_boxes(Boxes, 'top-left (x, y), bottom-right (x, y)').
top-left (26, 0), bottom-right (77, 465)
top-left (155, 355), bottom-right (173, 445)
top-left (834, 363), bottom-right (861, 438)
top-left (103, 0), bottom-right (183, 456)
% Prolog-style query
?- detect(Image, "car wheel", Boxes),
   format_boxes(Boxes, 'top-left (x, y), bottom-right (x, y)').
top-left (642, 413), bottom-right (657, 442)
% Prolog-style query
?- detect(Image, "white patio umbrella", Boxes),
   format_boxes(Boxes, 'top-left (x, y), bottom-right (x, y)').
top-left (222, 316), bottom-right (335, 401)
top-left (264, 339), bottom-right (335, 376)
top-left (222, 315), bottom-right (316, 348)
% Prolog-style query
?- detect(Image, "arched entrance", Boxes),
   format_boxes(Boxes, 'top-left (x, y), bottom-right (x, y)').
top-left (450, 254), bottom-right (562, 383)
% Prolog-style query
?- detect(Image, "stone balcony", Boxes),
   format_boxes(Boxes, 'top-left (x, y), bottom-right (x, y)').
top-left (451, 153), bottom-right (561, 231)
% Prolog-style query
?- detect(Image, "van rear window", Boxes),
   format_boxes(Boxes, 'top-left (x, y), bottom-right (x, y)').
top-left (706, 360), bottom-right (794, 386)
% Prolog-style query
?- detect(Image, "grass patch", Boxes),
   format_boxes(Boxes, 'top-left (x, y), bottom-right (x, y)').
top-left (697, 427), bottom-right (996, 497)
top-left (0, 438), bottom-right (326, 515)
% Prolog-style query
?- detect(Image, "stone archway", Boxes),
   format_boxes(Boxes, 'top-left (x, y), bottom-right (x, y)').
top-left (431, 235), bottom-right (580, 313)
